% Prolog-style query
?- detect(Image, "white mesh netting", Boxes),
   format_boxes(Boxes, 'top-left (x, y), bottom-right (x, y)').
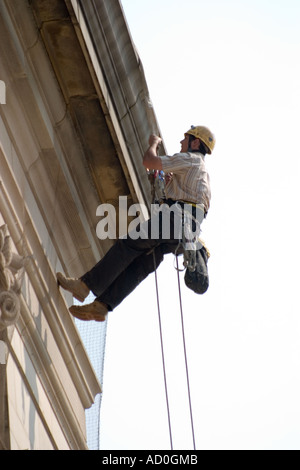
top-left (75, 293), bottom-right (107, 450)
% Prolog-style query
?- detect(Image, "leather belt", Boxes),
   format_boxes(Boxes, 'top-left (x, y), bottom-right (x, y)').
top-left (159, 198), bottom-right (207, 217)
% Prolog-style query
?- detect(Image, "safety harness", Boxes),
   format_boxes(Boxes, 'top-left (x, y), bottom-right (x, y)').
top-left (148, 169), bottom-right (210, 294)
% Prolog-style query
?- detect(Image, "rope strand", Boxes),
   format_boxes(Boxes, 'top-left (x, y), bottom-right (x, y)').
top-left (176, 256), bottom-right (197, 451)
top-left (153, 252), bottom-right (173, 450)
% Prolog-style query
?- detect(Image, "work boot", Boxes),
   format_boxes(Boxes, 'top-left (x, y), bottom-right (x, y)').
top-left (56, 272), bottom-right (90, 302)
top-left (69, 301), bottom-right (108, 322)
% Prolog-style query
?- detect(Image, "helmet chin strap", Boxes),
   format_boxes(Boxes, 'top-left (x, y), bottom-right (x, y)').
top-left (188, 135), bottom-right (199, 152)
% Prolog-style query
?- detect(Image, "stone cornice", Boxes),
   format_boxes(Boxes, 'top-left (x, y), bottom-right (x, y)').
top-left (68, 0), bottom-right (167, 207)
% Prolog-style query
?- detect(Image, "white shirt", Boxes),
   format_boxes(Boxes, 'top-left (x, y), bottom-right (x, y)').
top-left (160, 152), bottom-right (211, 212)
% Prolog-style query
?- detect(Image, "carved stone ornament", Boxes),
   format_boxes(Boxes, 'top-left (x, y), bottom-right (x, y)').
top-left (0, 225), bottom-right (24, 331)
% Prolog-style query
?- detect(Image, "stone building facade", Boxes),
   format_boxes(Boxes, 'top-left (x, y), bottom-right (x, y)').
top-left (0, 0), bottom-right (163, 449)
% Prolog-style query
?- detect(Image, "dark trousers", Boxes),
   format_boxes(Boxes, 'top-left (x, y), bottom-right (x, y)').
top-left (81, 206), bottom-right (182, 310)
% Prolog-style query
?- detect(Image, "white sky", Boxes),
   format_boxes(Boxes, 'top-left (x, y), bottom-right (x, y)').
top-left (99, 0), bottom-right (300, 450)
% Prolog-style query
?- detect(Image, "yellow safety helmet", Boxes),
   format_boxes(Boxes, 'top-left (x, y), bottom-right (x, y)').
top-left (185, 126), bottom-right (216, 154)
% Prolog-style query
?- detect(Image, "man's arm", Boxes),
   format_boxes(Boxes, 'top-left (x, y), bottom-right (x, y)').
top-left (143, 135), bottom-right (163, 170)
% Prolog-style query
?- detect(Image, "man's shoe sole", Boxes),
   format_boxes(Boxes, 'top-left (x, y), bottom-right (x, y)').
top-left (69, 302), bottom-right (107, 322)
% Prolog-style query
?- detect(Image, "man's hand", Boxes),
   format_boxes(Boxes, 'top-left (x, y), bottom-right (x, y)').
top-left (143, 134), bottom-right (163, 170)
top-left (149, 134), bottom-right (162, 147)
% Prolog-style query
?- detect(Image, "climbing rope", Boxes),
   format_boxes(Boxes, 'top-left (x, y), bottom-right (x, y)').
top-left (152, 251), bottom-right (173, 450)
top-left (149, 163), bottom-right (197, 450)
top-left (153, 252), bottom-right (197, 451)
top-left (175, 256), bottom-right (197, 451)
